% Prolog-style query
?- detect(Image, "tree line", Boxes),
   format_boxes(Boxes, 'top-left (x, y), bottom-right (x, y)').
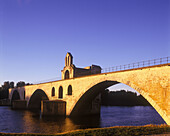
top-left (101, 89), bottom-right (151, 106)
top-left (0, 81), bottom-right (32, 99)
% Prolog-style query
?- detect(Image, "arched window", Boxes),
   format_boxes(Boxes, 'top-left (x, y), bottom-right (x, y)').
top-left (68, 85), bottom-right (72, 95)
top-left (58, 86), bottom-right (63, 98)
top-left (52, 87), bottom-right (55, 96)
top-left (65, 70), bottom-right (69, 79)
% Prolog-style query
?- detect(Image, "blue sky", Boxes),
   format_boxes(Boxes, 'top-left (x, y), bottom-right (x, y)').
top-left (0, 0), bottom-right (169, 91)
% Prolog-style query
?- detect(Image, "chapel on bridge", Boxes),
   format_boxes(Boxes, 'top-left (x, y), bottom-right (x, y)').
top-left (61, 52), bottom-right (101, 80)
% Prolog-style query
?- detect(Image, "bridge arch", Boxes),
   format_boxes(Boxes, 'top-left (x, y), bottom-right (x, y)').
top-left (11, 90), bottom-right (20, 101)
top-left (28, 89), bottom-right (49, 109)
top-left (70, 80), bottom-right (118, 116)
top-left (23, 91), bottom-right (25, 99)
top-left (70, 79), bottom-right (168, 124)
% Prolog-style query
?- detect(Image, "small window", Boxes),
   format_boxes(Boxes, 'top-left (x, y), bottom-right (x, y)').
top-left (58, 86), bottom-right (63, 98)
top-left (65, 70), bottom-right (69, 79)
top-left (52, 87), bottom-right (55, 96)
top-left (68, 85), bottom-right (72, 95)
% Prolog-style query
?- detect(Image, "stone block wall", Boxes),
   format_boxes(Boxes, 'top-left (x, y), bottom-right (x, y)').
top-left (12, 100), bottom-right (27, 109)
top-left (41, 100), bottom-right (66, 116)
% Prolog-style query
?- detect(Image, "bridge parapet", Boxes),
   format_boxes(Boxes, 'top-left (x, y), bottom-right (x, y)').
top-left (102, 56), bottom-right (170, 73)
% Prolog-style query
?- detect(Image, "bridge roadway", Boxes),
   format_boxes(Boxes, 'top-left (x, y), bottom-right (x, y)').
top-left (9, 63), bottom-right (170, 125)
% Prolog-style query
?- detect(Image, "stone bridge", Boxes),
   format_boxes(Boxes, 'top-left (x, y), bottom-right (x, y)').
top-left (9, 53), bottom-right (170, 125)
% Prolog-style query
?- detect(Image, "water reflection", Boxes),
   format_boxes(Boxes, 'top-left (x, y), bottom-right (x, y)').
top-left (22, 110), bottom-right (68, 133)
top-left (0, 106), bottom-right (165, 134)
top-left (23, 110), bottom-right (100, 133)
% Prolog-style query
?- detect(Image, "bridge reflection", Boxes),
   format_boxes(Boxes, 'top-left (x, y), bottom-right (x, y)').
top-left (22, 110), bottom-right (100, 133)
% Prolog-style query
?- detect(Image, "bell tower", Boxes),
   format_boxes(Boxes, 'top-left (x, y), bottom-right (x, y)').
top-left (61, 52), bottom-right (75, 80)
top-left (65, 52), bottom-right (73, 66)
top-left (61, 52), bottom-right (101, 80)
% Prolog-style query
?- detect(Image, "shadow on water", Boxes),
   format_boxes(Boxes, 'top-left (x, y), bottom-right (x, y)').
top-left (70, 114), bottom-right (101, 129)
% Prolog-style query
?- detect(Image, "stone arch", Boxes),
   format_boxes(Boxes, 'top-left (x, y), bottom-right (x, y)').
top-left (70, 78), bottom-right (169, 124)
top-left (24, 91), bottom-right (25, 99)
top-left (52, 87), bottom-right (55, 96)
top-left (65, 70), bottom-right (69, 79)
top-left (68, 85), bottom-right (72, 95)
top-left (70, 80), bottom-right (118, 116)
top-left (11, 90), bottom-right (20, 101)
top-left (58, 86), bottom-right (63, 98)
top-left (28, 89), bottom-right (49, 109)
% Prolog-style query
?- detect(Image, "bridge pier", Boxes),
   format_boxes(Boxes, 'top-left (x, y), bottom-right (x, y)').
top-left (12, 100), bottom-right (27, 109)
top-left (88, 94), bottom-right (101, 115)
top-left (41, 100), bottom-right (66, 116)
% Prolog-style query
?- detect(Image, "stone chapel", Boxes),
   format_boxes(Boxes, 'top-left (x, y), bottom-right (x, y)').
top-left (61, 52), bottom-right (101, 80)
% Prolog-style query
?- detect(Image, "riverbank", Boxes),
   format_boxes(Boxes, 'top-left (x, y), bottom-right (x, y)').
top-left (0, 125), bottom-right (169, 136)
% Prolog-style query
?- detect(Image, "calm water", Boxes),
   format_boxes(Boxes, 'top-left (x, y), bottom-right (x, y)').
top-left (0, 106), bottom-right (165, 134)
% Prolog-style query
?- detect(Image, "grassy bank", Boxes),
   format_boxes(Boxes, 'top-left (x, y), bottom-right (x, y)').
top-left (0, 125), bottom-right (169, 136)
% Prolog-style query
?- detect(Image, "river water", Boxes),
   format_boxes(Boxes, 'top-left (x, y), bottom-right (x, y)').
top-left (0, 106), bottom-right (165, 134)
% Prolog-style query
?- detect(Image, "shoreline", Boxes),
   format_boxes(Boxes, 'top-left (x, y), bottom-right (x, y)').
top-left (0, 124), bottom-right (169, 136)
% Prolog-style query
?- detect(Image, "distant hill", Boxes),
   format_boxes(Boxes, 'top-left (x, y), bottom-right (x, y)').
top-left (101, 89), bottom-right (151, 106)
